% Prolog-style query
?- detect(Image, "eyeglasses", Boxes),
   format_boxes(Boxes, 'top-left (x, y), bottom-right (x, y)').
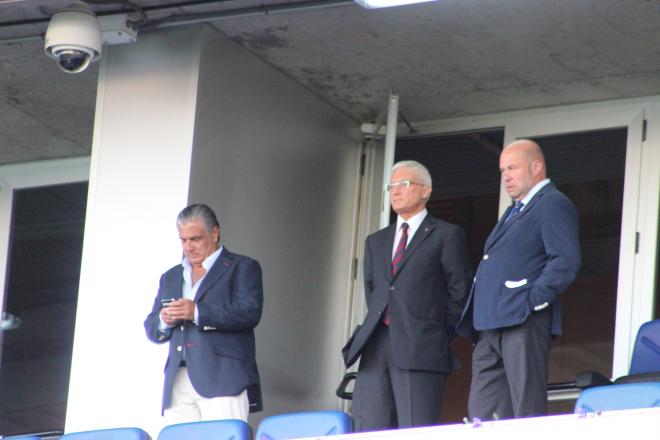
top-left (386, 179), bottom-right (425, 191)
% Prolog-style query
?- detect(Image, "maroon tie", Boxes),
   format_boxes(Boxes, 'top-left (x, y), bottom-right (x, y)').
top-left (391, 223), bottom-right (409, 276)
top-left (384, 223), bottom-right (409, 325)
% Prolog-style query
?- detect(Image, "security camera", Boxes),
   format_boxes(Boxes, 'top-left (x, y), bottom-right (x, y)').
top-left (44, 2), bottom-right (102, 74)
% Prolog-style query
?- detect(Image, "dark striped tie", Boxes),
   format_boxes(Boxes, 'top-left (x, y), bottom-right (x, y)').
top-left (391, 223), bottom-right (409, 276)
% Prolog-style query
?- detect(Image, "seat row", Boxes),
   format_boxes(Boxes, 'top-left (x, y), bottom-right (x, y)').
top-left (7, 380), bottom-right (660, 440)
top-left (7, 381), bottom-right (660, 440)
top-left (4, 409), bottom-right (352, 440)
top-left (573, 319), bottom-right (660, 413)
top-left (574, 381), bottom-right (660, 413)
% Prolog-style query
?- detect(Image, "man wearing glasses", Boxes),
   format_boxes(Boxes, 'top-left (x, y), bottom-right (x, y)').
top-left (343, 160), bottom-right (472, 431)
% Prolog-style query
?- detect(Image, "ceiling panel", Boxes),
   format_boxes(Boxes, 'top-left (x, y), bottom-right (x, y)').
top-left (0, 0), bottom-right (659, 163)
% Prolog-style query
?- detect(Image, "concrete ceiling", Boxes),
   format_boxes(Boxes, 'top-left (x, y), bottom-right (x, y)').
top-left (1, 0), bottom-right (660, 165)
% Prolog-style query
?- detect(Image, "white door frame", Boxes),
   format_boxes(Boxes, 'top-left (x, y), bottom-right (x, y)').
top-left (0, 157), bottom-right (90, 318)
top-left (505, 103), bottom-right (647, 378)
top-left (345, 93), bottom-right (401, 335)
top-left (340, 94), bottom-right (399, 410)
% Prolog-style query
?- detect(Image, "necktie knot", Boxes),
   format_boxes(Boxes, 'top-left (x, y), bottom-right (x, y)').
top-left (512, 201), bottom-right (525, 216)
top-left (505, 201), bottom-right (524, 222)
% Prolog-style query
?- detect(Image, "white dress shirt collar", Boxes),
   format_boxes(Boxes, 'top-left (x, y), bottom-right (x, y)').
top-left (181, 245), bottom-right (223, 287)
top-left (392, 209), bottom-right (427, 257)
top-left (397, 208), bottom-right (428, 235)
top-left (519, 179), bottom-right (550, 210)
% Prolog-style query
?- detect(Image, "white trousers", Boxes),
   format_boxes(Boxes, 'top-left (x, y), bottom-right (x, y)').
top-left (164, 367), bottom-right (249, 424)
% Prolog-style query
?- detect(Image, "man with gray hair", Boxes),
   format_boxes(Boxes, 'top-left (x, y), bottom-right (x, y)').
top-left (145, 203), bottom-right (263, 423)
top-left (343, 160), bottom-right (472, 431)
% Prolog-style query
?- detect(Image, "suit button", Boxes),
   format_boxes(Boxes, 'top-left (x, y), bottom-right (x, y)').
top-left (483, 254), bottom-right (489, 260)
top-left (389, 286), bottom-right (395, 291)
top-left (177, 346), bottom-right (182, 352)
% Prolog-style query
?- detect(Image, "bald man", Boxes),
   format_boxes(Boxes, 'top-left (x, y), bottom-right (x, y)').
top-left (457, 140), bottom-right (581, 420)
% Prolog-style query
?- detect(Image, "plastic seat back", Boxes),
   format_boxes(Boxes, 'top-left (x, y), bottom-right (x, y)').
top-left (60, 428), bottom-right (150, 440)
top-left (255, 410), bottom-right (351, 440)
top-left (575, 382), bottom-right (660, 413)
top-left (3, 436), bottom-right (42, 440)
top-left (577, 319), bottom-right (660, 389)
top-left (629, 319), bottom-right (660, 375)
top-left (158, 419), bottom-right (249, 440)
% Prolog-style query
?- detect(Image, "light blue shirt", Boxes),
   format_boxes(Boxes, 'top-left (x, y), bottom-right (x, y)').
top-left (181, 245), bottom-right (223, 304)
top-left (519, 178), bottom-right (550, 211)
top-left (159, 245), bottom-right (223, 331)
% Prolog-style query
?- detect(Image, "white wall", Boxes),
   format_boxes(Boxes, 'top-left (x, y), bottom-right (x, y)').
top-left (66, 23), bottom-right (361, 437)
top-left (189, 26), bottom-right (361, 423)
top-left (66, 27), bottom-right (202, 436)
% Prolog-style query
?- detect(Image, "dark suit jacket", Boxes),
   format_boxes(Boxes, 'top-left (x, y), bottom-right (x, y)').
top-left (144, 248), bottom-right (263, 413)
top-left (457, 182), bottom-right (581, 340)
top-left (343, 214), bottom-right (472, 372)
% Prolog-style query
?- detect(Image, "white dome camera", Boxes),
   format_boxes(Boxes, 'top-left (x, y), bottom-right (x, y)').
top-left (44, 2), bottom-right (102, 74)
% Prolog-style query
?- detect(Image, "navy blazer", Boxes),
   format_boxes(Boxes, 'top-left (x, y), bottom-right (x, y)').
top-left (343, 215), bottom-right (472, 372)
top-left (457, 182), bottom-right (581, 340)
top-left (144, 248), bottom-right (263, 413)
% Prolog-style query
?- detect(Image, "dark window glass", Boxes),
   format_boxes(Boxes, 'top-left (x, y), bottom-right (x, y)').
top-left (0, 182), bottom-right (87, 436)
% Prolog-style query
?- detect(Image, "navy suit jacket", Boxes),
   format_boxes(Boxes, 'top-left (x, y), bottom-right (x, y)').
top-left (457, 182), bottom-right (581, 340)
top-left (144, 248), bottom-right (263, 413)
top-left (342, 214), bottom-right (472, 372)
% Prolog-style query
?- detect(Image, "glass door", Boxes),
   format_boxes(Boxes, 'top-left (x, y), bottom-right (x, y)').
top-left (0, 158), bottom-right (89, 436)
top-left (505, 105), bottom-right (652, 410)
top-left (528, 129), bottom-right (626, 411)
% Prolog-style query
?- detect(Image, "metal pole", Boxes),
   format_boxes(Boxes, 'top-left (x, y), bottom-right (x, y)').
top-left (379, 92), bottom-right (398, 228)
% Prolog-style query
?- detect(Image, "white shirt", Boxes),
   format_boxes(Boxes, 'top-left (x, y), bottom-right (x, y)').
top-left (159, 245), bottom-right (223, 331)
top-left (392, 209), bottom-right (428, 258)
top-left (181, 245), bottom-right (223, 303)
top-left (519, 178), bottom-right (551, 210)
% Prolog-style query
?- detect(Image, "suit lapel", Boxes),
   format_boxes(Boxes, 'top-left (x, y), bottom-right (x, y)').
top-left (194, 248), bottom-right (235, 302)
top-left (381, 224), bottom-right (397, 282)
top-left (485, 204), bottom-right (516, 250)
top-left (169, 267), bottom-right (185, 300)
top-left (485, 183), bottom-right (554, 251)
top-left (485, 204), bottom-right (513, 249)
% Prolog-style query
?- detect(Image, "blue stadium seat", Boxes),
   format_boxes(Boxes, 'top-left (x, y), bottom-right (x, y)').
top-left (60, 427), bottom-right (151, 440)
top-left (577, 319), bottom-right (660, 388)
top-left (574, 382), bottom-right (660, 413)
top-left (255, 410), bottom-right (351, 440)
top-left (158, 419), bottom-right (250, 440)
top-left (2, 429), bottom-right (63, 440)
top-left (628, 320), bottom-right (660, 375)
top-left (3, 436), bottom-right (42, 440)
